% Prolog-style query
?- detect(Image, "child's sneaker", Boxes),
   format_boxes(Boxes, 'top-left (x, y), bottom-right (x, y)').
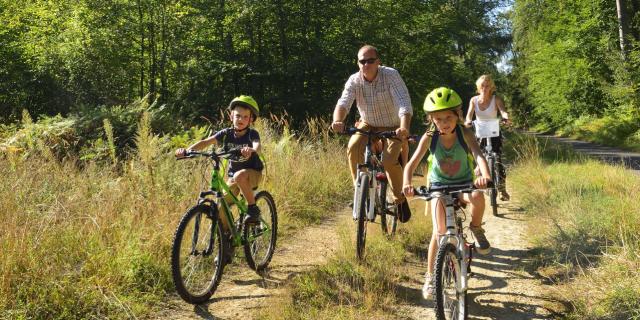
top-left (244, 205), bottom-right (261, 225)
top-left (422, 272), bottom-right (435, 300)
top-left (470, 225), bottom-right (491, 255)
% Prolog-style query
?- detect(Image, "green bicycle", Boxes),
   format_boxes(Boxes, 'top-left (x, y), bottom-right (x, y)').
top-left (171, 149), bottom-right (277, 304)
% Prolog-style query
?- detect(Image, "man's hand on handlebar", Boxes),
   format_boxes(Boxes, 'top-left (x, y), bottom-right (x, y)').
top-left (395, 127), bottom-right (408, 139)
top-left (175, 148), bottom-right (189, 159)
top-left (331, 121), bottom-right (345, 133)
top-left (402, 184), bottom-right (414, 197)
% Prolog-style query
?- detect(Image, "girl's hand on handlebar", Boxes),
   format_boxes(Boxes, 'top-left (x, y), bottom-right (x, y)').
top-left (474, 177), bottom-right (491, 189)
top-left (464, 120), bottom-right (473, 128)
top-left (403, 184), bottom-right (415, 197)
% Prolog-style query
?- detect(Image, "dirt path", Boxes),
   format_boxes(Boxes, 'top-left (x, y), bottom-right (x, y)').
top-left (151, 214), bottom-right (345, 320)
top-left (395, 192), bottom-right (567, 319)
top-left (153, 192), bottom-right (568, 319)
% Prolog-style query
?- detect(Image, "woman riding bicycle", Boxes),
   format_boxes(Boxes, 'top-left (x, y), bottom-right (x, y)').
top-left (402, 87), bottom-right (492, 299)
top-left (464, 74), bottom-right (511, 201)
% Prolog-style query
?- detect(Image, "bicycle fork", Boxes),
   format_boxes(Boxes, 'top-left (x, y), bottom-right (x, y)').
top-left (438, 199), bottom-right (470, 293)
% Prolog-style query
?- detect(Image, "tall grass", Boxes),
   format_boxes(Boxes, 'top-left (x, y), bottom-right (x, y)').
top-left (0, 114), bottom-right (350, 318)
top-left (260, 224), bottom-right (406, 320)
top-left (509, 133), bottom-right (640, 319)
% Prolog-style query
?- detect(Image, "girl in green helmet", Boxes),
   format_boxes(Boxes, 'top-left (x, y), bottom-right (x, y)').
top-left (402, 87), bottom-right (492, 300)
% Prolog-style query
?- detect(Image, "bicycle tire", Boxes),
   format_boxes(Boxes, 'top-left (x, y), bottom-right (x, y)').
top-left (171, 204), bottom-right (226, 304)
top-left (488, 156), bottom-right (499, 216)
top-left (434, 242), bottom-right (468, 320)
top-left (243, 191), bottom-right (278, 271)
top-left (379, 180), bottom-right (397, 236)
top-left (355, 174), bottom-right (369, 260)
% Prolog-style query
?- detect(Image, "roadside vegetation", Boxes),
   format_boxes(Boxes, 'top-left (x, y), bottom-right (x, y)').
top-left (0, 110), bottom-right (350, 318)
top-left (509, 133), bottom-right (640, 319)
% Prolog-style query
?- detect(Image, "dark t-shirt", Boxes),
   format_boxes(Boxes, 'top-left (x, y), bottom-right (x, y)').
top-left (213, 128), bottom-right (264, 176)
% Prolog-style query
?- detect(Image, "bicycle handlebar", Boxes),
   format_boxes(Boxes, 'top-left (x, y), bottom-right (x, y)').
top-left (178, 148), bottom-right (242, 160)
top-left (412, 181), bottom-right (494, 201)
top-left (342, 127), bottom-right (397, 139)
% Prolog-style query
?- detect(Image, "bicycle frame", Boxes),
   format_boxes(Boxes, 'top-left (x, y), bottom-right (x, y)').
top-left (347, 128), bottom-right (395, 221)
top-left (415, 184), bottom-right (479, 293)
top-left (189, 151), bottom-right (269, 247)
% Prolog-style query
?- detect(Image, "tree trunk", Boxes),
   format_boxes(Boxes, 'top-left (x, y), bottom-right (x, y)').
top-left (616, 0), bottom-right (630, 60)
top-left (137, 0), bottom-right (145, 98)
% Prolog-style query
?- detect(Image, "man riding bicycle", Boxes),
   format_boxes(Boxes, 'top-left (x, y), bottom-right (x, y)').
top-left (331, 44), bottom-right (413, 222)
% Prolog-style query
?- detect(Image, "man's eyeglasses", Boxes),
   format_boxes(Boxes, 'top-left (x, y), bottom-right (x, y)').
top-left (358, 57), bottom-right (378, 65)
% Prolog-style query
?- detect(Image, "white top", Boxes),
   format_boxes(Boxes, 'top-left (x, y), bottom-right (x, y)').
top-left (474, 95), bottom-right (498, 120)
top-left (336, 66), bottom-right (413, 127)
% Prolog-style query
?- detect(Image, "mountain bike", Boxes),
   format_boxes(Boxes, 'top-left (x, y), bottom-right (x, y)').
top-left (413, 183), bottom-right (490, 320)
top-left (474, 119), bottom-right (501, 216)
top-left (171, 149), bottom-right (277, 304)
top-left (344, 127), bottom-right (399, 260)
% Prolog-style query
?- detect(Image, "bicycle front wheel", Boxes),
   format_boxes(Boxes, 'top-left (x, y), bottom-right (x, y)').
top-left (243, 191), bottom-right (278, 271)
top-left (355, 174), bottom-right (369, 260)
top-left (171, 204), bottom-right (226, 304)
top-left (434, 242), bottom-right (468, 320)
top-left (379, 180), bottom-right (397, 236)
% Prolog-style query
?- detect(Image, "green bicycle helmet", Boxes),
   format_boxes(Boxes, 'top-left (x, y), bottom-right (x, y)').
top-left (228, 95), bottom-right (260, 120)
top-left (423, 87), bottom-right (462, 113)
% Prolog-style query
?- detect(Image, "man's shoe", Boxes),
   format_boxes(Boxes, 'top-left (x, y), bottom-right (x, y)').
top-left (422, 272), bottom-right (435, 300)
top-left (397, 200), bottom-right (412, 223)
top-left (243, 205), bottom-right (261, 225)
top-left (470, 225), bottom-right (491, 255)
top-left (500, 190), bottom-right (510, 201)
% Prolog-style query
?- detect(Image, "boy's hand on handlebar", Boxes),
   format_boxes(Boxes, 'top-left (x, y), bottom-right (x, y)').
top-left (175, 148), bottom-right (188, 159)
top-left (403, 184), bottom-right (414, 197)
top-left (474, 177), bottom-right (492, 189)
top-left (240, 146), bottom-right (255, 158)
top-left (331, 121), bottom-right (344, 133)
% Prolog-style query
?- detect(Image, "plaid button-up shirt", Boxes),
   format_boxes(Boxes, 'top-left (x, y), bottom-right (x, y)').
top-left (336, 66), bottom-right (413, 127)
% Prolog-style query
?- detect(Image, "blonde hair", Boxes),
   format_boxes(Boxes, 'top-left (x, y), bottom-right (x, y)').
top-left (475, 74), bottom-right (496, 94)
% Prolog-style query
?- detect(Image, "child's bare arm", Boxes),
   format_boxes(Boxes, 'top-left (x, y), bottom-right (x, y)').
top-left (175, 136), bottom-right (218, 158)
top-left (403, 134), bottom-right (431, 197)
top-left (464, 97), bottom-right (475, 127)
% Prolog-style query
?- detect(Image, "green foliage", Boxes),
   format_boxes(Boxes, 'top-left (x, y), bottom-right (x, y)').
top-left (0, 0), bottom-right (508, 126)
top-left (508, 0), bottom-right (640, 145)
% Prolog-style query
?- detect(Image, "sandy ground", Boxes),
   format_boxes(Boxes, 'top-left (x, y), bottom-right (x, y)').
top-left (152, 189), bottom-right (568, 320)
top-left (395, 193), bottom-right (568, 319)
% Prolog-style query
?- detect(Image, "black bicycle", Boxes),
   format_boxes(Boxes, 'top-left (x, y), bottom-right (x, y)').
top-left (344, 127), bottom-right (399, 260)
top-left (171, 149), bottom-right (277, 304)
top-left (473, 119), bottom-right (502, 216)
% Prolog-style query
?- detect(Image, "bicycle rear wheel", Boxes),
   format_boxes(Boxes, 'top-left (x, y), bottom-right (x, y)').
top-left (434, 242), bottom-right (468, 320)
top-left (488, 156), bottom-right (499, 216)
top-left (379, 180), bottom-right (397, 236)
top-left (355, 174), bottom-right (369, 260)
top-left (171, 204), bottom-right (226, 304)
top-left (243, 191), bottom-right (278, 271)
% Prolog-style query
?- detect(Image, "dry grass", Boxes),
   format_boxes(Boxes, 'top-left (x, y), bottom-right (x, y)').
top-left (0, 116), bottom-right (350, 318)
top-left (509, 133), bottom-right (640, 319)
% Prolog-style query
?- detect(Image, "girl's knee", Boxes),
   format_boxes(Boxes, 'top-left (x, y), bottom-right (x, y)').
top-left (471, 191), bottom-right (484, 203)
top-left (233, 170), bottom-right (248, 182)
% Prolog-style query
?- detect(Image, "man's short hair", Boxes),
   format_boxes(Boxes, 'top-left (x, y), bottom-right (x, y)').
top-left (359, 45), bottom-right (379, 58)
